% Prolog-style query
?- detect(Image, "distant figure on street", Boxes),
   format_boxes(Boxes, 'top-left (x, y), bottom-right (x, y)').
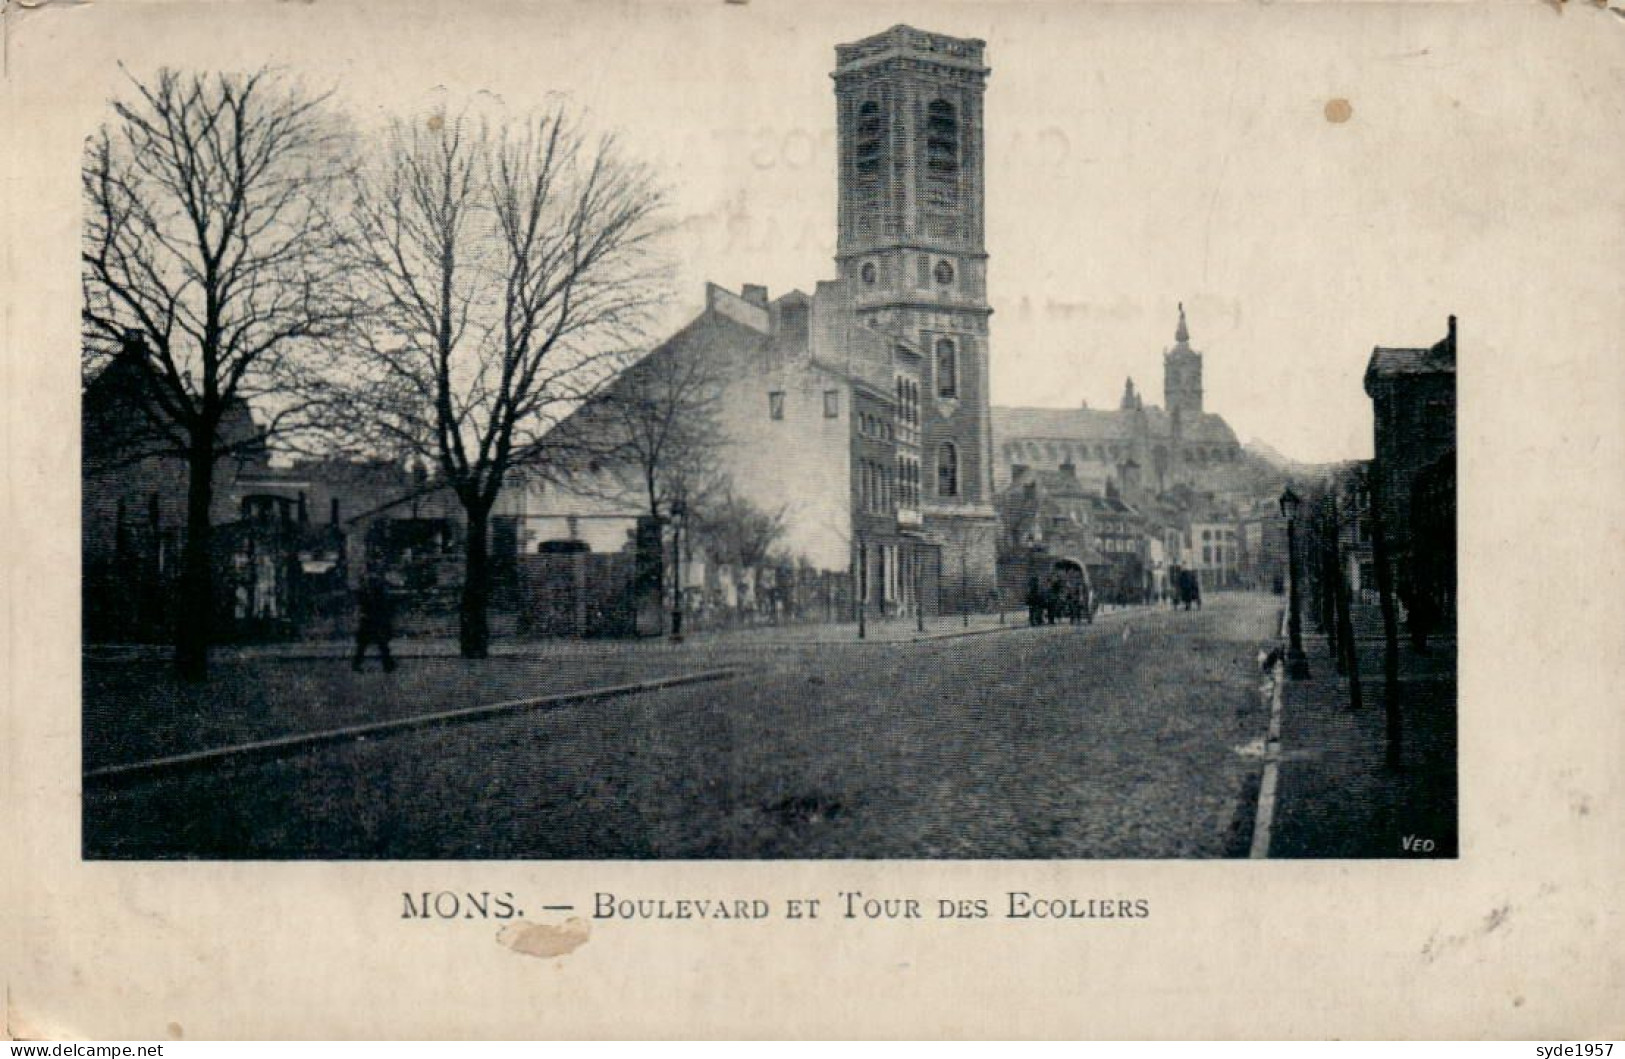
top-left (353, 569), bottom-right (397, 673)
top-left (1179, 569), bottom-right (1203, 611)
top-left (1025, 576), bottom-right (1044, 626)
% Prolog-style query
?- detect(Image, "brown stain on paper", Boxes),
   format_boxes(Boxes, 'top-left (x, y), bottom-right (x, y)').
top-left (1323, 98), bottom-right (1353, 124)
top-left (497, 917), bottom-right (591, 958)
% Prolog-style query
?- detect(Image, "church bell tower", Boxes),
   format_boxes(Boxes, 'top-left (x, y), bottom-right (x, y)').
top-left (833, 26), bottom-right (998, 597)
top-left (1164, 302), bottom-right (1204, 417)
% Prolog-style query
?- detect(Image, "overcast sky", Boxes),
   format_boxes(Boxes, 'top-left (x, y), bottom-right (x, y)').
top-left (19, 0), bottom-right (1618, 463)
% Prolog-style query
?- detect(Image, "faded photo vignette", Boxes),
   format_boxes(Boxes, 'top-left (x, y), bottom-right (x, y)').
top-left (7, 0), bottom-right (1625, 1040)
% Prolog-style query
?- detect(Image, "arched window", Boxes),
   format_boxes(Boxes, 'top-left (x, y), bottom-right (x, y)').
top-left (926, 98), bottom-right (959, 207)
top-left (937, 442), bottom-right (959, 498)
top-left (936, 338), bottom-right (957, 398)
top-left (856, 101), bottom-right (883, 181)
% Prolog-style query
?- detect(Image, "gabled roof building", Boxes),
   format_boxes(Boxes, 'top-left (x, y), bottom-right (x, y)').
top-left (527, 26), bottom-right (1005, 617)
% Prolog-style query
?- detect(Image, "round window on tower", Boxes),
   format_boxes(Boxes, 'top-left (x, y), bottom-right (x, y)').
top-left (934, 259), bottom-right (955, 286)
top-left (861, 261), bottom-right (877, 285)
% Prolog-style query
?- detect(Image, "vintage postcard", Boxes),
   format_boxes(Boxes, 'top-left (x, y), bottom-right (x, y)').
top-left (4, 0), bottom-right (1622, 1039)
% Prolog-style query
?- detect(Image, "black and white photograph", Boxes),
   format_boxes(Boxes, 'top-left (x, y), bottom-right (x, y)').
top-left (6, 0), bottom-right (1623, 1040)
top-left (73, 14), bottom-right (1449, 857)
top-left (76, 15), bottom-right (1459, 862)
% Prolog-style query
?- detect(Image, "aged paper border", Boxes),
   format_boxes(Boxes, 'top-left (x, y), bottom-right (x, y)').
top-left (4, 0), bottom-right (1623, 1039)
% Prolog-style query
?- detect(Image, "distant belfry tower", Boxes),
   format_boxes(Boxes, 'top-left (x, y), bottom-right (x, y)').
top-left (1164, 302), bottom-right (1204, 417)
top-left (833, 25), bottom-right (998, 599)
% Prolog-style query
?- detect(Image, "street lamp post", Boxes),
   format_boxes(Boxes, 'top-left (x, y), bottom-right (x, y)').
top-left (668, 498), bottom-right (686, 643)
top-left (961, 550), bottom-right (969, 628)
top-left (1280, 486), bottom-right (1311, 679)
top-left (856, 536), bottom-right (867, 640)
top-left (915, 549), bottom-right (925, 634)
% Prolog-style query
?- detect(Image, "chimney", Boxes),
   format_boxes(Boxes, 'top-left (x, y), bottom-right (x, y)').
top-left (120, 329), bottom-right (147, 358)
top-left (1447, 314), bottom-right (1457, 354)
top-left (742, 284), bottom-right (769, 307)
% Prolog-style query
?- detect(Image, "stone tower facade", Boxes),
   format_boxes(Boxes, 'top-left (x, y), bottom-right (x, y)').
top-left (833, 25), bottom-right (998, 603)
top-left (1163, 303), bottom-right (1204, 417)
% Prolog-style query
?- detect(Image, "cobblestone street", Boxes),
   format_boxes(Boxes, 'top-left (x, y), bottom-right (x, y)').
top-left (85, 593), bottom-right (1281, 858)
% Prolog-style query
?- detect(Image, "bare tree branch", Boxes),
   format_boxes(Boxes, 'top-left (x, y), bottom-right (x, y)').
top-left (335, 98), bottom-right (671, 657)
top-left (81, 65), bottom-right (356, 678)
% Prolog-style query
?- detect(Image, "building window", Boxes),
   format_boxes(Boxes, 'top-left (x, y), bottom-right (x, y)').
top-left (917, 254), bottom-right (931, 288)
top-left (1203, 546), bottom-right (1212, 564)
top-left (934, 259), bottom-right (955, 287)
top-left (861, 261), bottom-right (877, 285)
top-left (937, 442), bottom-right (959, 498)
top-left (824, 390), bottom-right (839, 419)
top-left (769, 391), bottom-right (785, 420)
top-left (925, 98), bottom-right (960, 207)
top-left (936, 338), bottom-right (957, 398)
top-left (856, 101), bottom-right (883, 181)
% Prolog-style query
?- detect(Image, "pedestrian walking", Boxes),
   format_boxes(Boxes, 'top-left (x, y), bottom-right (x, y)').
top-left (352, 568), bottom-right (397, 673)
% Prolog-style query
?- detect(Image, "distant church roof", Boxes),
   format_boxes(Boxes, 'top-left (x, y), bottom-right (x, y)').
top-left (993, 405), bottom-right (1239, 447)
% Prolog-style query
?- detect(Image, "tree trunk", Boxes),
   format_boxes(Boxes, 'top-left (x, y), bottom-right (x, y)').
top-left (1367, 471), bottom-right (1403, 769)
top-left (174, 436), bottom-right (215, 681)
top-left (1320, 501), bottom-right (1341, 671)
top-left (460, 502), bottom-right (492, 659)
top-left (1330, 496), bottom-right (1363, 710)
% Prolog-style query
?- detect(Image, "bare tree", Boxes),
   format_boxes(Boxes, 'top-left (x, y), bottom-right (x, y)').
top-left (339, 102), bottom-right (667, 658)
top-left (693, 487), bottom-right (787, 570)
top-left (553, 330), bottom-right (728, 521)
top-left (82, 67), bottom-right (353, 680)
